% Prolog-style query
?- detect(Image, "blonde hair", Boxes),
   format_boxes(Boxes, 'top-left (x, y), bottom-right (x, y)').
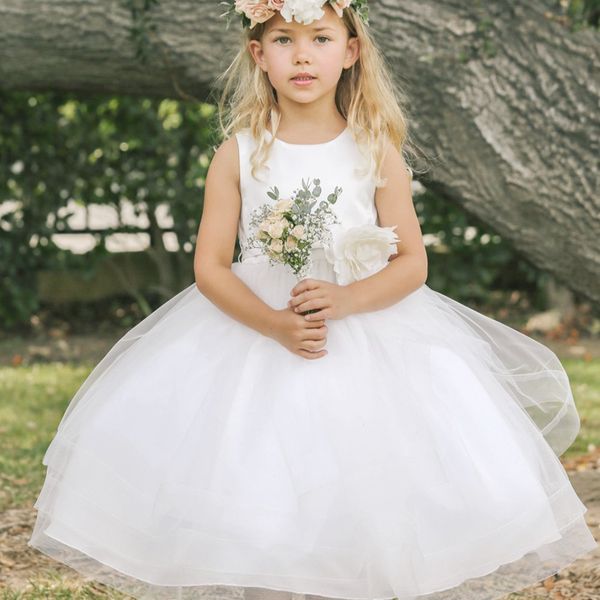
top-left (212, 5), bottom-right (428, 186)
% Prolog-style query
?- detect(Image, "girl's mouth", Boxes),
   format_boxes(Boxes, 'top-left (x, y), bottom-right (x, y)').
top-left (292, 76), bottom-right (316, 86)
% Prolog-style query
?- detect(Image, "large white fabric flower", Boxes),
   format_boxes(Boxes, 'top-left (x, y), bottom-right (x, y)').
top-left (324, 224), bottom-right (400, 285)
top-left (280, 0), bottom-right (328, 25)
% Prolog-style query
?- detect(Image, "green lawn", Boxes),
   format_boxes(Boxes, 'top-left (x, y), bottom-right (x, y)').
top-left (0, 363), bottom-right (94, 514)
top-left (561, 357), bottom-right (600, 455)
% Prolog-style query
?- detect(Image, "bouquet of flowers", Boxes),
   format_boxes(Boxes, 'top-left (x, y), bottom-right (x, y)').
top-left (244, 177), bottom-right (341, 314)
top-left (245, 177), bottom-right (342, 278)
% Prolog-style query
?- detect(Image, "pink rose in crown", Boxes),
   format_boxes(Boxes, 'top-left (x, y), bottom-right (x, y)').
top-left (235, 0), bottom-right (275, 26)
top-left (331, 0), bottom-right (351, 18)
top-left (267, 0), bottom-right (285, 9)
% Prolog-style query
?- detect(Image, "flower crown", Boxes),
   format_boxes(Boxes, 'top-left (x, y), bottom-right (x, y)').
top-left (220, 0), bottom-right (369, 31)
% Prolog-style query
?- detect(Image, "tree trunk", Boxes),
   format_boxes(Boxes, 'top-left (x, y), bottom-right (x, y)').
top-left (1, 0), bottom-right (598, 304)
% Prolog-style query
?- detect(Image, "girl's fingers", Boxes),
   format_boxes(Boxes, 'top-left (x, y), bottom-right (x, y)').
top-left (295, 300), bottom-right (328, 314)
top-left (306, 318), bottom-right (326, 328)
top-left (302, 325), bottom-right (327, 340)
top-left (304, 310), bottom-right (326, 321)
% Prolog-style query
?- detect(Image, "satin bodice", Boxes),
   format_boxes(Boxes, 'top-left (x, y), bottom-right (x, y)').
top-left (234, 126), bottom-right (379, 263)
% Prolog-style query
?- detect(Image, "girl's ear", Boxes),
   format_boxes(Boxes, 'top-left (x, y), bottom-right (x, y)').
top-left (344, 37), bottom-right (360, 69)
top-left (248, 40), bottom-right (267, 72)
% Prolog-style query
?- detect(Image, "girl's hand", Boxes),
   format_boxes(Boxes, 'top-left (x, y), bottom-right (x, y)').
top-left (287, 278), bottom-right (354, 321)
top-left (270, 307), bottom-right (329, 360)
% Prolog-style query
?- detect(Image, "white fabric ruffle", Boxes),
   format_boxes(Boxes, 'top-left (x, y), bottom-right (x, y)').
top-left (28, 254), bottom-right (598, 600)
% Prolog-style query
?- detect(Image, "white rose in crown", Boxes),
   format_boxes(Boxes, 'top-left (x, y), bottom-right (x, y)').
top-left (324, 224), bottom-right (400, 285)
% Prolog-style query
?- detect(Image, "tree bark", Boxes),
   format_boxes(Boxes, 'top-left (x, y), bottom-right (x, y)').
top-left (1, 0), bottom-right (598, 304)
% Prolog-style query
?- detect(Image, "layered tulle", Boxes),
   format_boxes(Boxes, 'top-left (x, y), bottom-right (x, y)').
top-left (28, 250), bottom-right (597, 600)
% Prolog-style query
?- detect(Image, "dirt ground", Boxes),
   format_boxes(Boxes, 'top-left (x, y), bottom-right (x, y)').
top-left (2, 327), bottom-right (600, 368)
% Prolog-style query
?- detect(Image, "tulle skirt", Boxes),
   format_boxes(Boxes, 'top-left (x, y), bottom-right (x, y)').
top-left (28, 249), bottom-right (598, 600)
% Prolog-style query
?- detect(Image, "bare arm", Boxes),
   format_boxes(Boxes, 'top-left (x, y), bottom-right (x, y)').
top-left (345, 144), bottom-right (428, 315)
top-left (193, 135), bottom-right (278, 339)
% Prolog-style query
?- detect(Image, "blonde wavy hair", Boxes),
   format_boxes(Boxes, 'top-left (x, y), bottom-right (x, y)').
top-left (212, 5), bottom-right (426, 187)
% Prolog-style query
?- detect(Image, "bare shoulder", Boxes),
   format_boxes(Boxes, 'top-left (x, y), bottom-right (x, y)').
top-left (207, 134), bottom-right (240, 190)
top-left (381, 141), bottom-right (412, 179)
top-left (374, 139), bottom-right (426, 275)
top-left (194, 133), bottom-right (243, 277)
top-left (375, 141), bottom-right (412, 206)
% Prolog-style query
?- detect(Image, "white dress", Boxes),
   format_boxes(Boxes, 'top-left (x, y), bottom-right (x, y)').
top-left (28, 125), bottom-right (598, 600)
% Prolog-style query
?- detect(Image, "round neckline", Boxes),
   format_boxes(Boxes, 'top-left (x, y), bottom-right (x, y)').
top-left (271, 126), bottom-right (349, 147)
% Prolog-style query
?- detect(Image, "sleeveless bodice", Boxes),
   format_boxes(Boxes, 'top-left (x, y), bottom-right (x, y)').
top-left (234, 126), bottom-right (379, 263)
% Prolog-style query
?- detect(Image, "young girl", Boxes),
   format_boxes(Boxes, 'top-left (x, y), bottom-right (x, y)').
top-left (28, 1), bottom-right (597, 599)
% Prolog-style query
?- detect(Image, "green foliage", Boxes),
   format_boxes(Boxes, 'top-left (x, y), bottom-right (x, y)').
top-left (566, 0), bottom-right (600, 29)
top-left (415, 188), bottom-right (543, 308)
top-left (0, 90), bottom-right (217, 329)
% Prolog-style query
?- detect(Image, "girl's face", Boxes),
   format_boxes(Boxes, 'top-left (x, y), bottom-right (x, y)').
top-left (248, 5), bottom-right (359, 106)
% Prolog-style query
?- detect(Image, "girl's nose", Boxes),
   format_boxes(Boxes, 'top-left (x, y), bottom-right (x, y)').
top-left (293, 41), bottom-right (313, 61)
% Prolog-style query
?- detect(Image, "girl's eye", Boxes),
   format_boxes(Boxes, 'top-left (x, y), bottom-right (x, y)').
top-left (274, 36), bottom-right (330, 44)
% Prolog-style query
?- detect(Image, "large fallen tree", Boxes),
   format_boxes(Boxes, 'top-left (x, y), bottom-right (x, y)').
top-left (0, 0), bottom-right (598, 303)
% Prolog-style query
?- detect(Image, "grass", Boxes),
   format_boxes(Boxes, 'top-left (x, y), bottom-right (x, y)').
top-left (0, 363), bottom-right (95, 513)
top-left (561, 357), bottom-right (600, 455)
top-left (0, 363), bottom-right (129, 598)
top-left (0, 357), bottom-right (598, 597)
top-left (1, 572), bottom-right (128, 599)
